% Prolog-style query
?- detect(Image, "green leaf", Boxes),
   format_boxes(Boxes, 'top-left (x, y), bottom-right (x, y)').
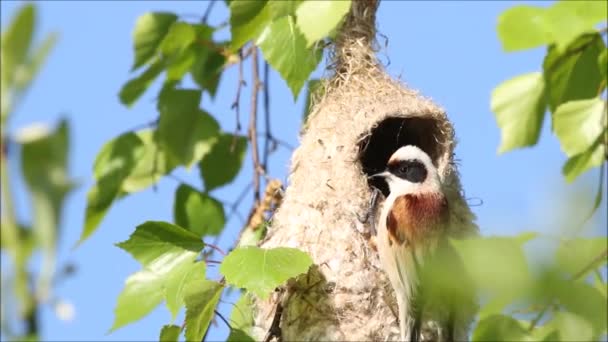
top-left (268, 0), bottom-right (302, 19)
top-left (159, 325), bottom-right (181, 341)
top-left (230, 293), bottom-right (254, 334)
top-left (164, 260), bottom-right (207, 319)
top-left (157, 88), bottom-right (220, 167)
top-left (13, 32), bottom-right (58, 93)
top-left (497, 5), bottom-right (549, 52)
top-left (20, 120), bottom-right (73, 245)
top-left (220, 246), bottom-right (313, 299)
top-left (19, 119), bottom-right (75, 297)
top-left (451, 235), bottom-right (533, 296)
top-left (238, 222), bottom-right (267, 247)
top-left (555, 237), bottom-right (607, 278)
top-left (190, 45), bottom-right (226, 97)
top-left (81, 132), bottom-right (146, 244)
top-left (497, 1), bottom-right (607, 52)
top-left (111, 221), bottom-right (206, 329)
top-left (1, 3), bottom-right (35, 82)
top-left (472, 315), bottom-right (530, 342)
top-left (296, 0), bottom-right (351, 47)
top-left (593, 271), bottom-right (607, 299)
top-left (258, 16), bottom-right (322, 98)
top-left (111, 269), bottom-right (165, 332)
top-left (553, 280), bottom-right (607, 336)
top-left (230, 0), bottom-right (272, 50)
top-left (599, 49), bottom-right (607, 83)
top-left (184, 280), bottom-right (223, 342)
top-left (115, 221), bottom-right (205, 267)
top-left (562, 138), bottom-right (606, 182)
top-left (159, 22), bottom-right (196, 56)
top-left (1, 3), bottom-right (36, 120)
top-left (543, 1), bottom-right (607, 50)
top-left (166, 47), bottom-right (196, 81)
top-left (174, 184), bottom-right (225, 237)
top-left (131, 12), bottom-right (178, 70)
top-left (491, 72), bottom-right (547, 153)
top-left (543, 33), bottom-right (604, 112)
top-left (164, 23), bottom-right (213, 82)
top-left (121, 129), bottom-right (178, 193)
top-left (199, 134), bottom-right (247, 191)
top-left (554, 98), bottom-right (606, 157)
top-left (119, 59), bottom-right (165, 107)
top-left (227, 329), bottom-right (256, 342)
top-left (559, 0), bottom-right (607, 25)
top-left (545, 311), bottom-right (594, 342)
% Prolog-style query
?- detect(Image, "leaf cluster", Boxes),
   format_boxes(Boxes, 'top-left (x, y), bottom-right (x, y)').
top-left (94, 1), bottom-right (351, 340)
top-left (424, 234), bottom-right (608, 341)
top-left (492, 0), bottom-right (607, 182)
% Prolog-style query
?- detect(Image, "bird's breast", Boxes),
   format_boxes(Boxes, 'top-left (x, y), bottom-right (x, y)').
top-left (385, 192), bottom-right (449, 247)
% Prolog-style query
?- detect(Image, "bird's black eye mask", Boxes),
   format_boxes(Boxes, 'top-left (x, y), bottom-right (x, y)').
top-left (388, 160), bottom-right (427, 183)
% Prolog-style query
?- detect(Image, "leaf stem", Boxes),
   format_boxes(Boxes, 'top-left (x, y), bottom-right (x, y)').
top-left (213, 310), bottom-right (232, 330)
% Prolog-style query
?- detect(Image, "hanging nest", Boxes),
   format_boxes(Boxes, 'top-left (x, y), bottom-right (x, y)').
top-left (252, 1), bottom-right (478, 340)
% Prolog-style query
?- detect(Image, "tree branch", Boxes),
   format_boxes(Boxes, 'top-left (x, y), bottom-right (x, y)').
top-left (262, 62), bottom-right (271, 173)
top-left (248, 47), bottom-right (262, 205)
top-left (231, 49), bottom-right (246, 143)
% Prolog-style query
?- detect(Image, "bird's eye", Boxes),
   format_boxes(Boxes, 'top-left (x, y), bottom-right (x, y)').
top-left (399, 166), bottom-right (408, 173)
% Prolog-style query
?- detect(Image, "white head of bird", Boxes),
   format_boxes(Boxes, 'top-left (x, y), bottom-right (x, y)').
top-left (370, 145), bottom-right (450, 341)
top-left (370, 144), bottom-right (441, 198)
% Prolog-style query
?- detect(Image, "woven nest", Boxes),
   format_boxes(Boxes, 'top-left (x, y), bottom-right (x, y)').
top-left (252, 1), bottom-right (478, 340)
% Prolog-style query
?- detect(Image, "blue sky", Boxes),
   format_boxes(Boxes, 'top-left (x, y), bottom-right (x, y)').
top-left (1, 1), bottom-right (606, 341)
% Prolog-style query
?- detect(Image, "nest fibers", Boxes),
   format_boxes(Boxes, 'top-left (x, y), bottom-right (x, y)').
top-left (252, 1), bottom-right (478, 340)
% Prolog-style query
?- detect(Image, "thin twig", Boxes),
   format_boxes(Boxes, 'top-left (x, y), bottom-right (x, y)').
top-left (231, 49), bottom-right (246, 147)
top-left (126, 118), bottom-right (158, 133)
top-left (201, 0), bottom-right (216, 24)
top-left (204, 243), bottom-right (226, 256)
top-left (166, 173), bottom-right (197, 189)
top-left (248, 47), bottom-right (262, 205)
top-left (256, 133), bottom-right (295, 151)
top-left (572, 249), bottom-right (608, 280)
top-left (262, 62), bottom-right (271, 173)
top-left (214, 310), bottom-right (232, 330)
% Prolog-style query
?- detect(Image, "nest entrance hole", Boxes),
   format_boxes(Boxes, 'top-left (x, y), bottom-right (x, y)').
top-left (358, 117), bottom-right (446, 197)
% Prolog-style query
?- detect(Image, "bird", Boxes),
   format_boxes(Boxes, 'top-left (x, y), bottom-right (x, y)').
top-left (370, 145), bottom-right (455, 342)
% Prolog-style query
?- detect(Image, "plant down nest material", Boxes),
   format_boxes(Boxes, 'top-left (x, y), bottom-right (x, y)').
top-left (253, 1), bottom-right (478, 340)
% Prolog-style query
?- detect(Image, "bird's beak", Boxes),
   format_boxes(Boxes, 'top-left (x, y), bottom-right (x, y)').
top-left (368, 171), bottom-right (390, 179)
